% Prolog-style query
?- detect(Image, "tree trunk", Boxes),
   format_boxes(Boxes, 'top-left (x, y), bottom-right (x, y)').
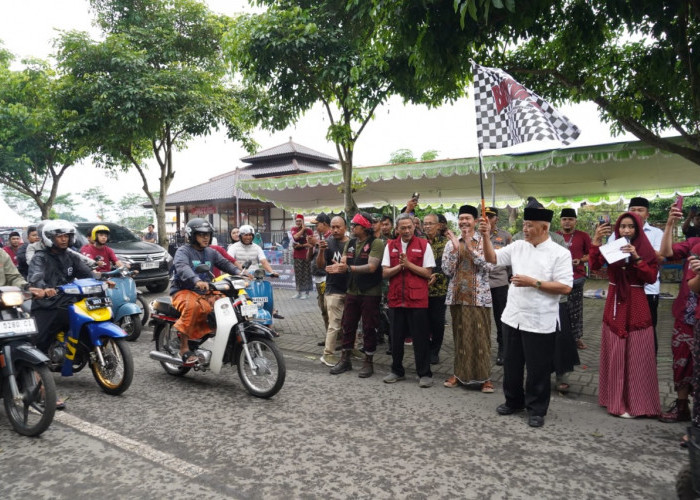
top-left (156, 195), bottom-right (168, 249)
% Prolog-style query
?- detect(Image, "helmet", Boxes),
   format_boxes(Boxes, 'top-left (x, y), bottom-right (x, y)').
top-left (91, 224), bottom-right (110, 242)
top-left (239, 225), bottom-right (255, 236)
top-left (185, 218), bottom-right (213, 245)
top-left (41, 219), bottom-right (76, 248)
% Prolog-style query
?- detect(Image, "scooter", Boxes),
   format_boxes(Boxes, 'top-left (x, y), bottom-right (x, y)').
top-left (103, 267), bottom-right (149, 341)
top-left (148, 263), bottom-right (285, 398)
top-left (0, 286), bottom-right (56, 436)
top-left (45, 278), bottom-right (134, 395)
top-left (246, 268), bottom-right (275, 327)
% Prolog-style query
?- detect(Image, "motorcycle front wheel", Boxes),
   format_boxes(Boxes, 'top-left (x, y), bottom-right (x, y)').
top-left (119, 314), bottom-right (142, 341)
top-left (91, 338), bottom-right (134, 395)
top-left (137, 295), bottom-right (150, 326)
top-left (2, 362), bottom-right (56, 437)
top-left (154, 323), bottom-right (191, 376)
top-left (237, 338), bottom-right (286, 398)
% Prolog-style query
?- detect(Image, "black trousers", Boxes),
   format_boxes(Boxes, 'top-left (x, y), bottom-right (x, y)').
top-left (490, 285), bottom-right (509, 349)
top-left (503, 323), bottom-right (555, 417)
top-left (33, 307), bottom-right (70, 354)
top-left (391, 307), bottom-right (431, 378)
top-left (428, 296), bottom-right (446, 358)
top-left (646, 293), bottom-right (659, 355)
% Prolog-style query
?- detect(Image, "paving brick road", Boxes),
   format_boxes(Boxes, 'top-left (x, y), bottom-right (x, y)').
top-left (271, 283), bottom-right (679, 408)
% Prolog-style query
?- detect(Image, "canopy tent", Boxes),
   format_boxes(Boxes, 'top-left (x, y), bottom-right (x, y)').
top-left (0, 198), bottom-right (29, 227)
top-left (238, 138), bottom-right (700, 212)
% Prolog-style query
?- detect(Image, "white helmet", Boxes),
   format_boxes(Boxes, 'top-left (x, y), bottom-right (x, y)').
top-left (41, 219), bottom-right (76, 248)
top-left (239, 225), bottom-right (255, 236)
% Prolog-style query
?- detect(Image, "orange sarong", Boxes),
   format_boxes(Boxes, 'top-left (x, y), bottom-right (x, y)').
top-left (172, 290), bottom-right (221, 340)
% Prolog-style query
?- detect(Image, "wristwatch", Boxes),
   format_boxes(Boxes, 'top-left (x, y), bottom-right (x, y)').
top-left (535, 280), bottom-right (542, 289)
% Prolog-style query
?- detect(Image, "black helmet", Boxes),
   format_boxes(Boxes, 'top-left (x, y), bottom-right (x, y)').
top-left (186, 218), bottom-right (213, 245)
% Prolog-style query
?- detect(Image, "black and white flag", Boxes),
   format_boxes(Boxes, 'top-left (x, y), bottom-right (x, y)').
top-left (472, 62), bottom-right (581, 150)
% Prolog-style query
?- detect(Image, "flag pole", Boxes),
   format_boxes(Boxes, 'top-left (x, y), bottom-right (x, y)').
top-left (478, 144), bottom-right (486, 220)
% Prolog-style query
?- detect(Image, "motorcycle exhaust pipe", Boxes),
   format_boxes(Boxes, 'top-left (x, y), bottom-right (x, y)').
top-left (149, 350), bottom-right (183, 365)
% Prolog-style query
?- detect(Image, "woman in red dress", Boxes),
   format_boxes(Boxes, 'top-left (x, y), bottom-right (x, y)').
top-left (590, 211), bottom-right (661, 418)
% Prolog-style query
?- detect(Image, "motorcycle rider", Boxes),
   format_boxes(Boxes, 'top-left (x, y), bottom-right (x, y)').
top-left (227, 225), bottom-right (279, 277)
top-left (81, 225), bottom-right (128, 273)
top-left (0, 247), bottom-right (45, 297)
top-left (171, 218), bottom-right (241, 366)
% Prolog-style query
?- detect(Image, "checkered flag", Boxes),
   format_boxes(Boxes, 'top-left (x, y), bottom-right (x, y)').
top-left (472, 62), bottom-right (581, 150)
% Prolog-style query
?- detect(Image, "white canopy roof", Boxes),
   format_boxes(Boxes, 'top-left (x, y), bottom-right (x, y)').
top-left (0, 198), bottom-right (29, 227)
top-left (238, 138), bottom-right (699, 211)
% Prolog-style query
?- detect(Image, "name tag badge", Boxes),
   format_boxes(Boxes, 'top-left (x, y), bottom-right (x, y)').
top-left (411, 248), bottom-right (422, 253)
top-left (391, 248), bottom-right (399, 253)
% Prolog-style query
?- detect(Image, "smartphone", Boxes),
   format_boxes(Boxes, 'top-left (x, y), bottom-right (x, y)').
top-left (674, 195), bottom-right (684, 211)
top-left (411, 192), bottom-right (420, 202)
top-left (598, 215), bottom-right (610, 225)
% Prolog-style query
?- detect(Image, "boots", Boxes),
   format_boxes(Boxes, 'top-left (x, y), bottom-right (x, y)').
top-left (358, 354), bottom-right (374, 378)
top-left (329, 350), bottom-right (352, 375)
top-left (659, 398), bottom-right (691, 423)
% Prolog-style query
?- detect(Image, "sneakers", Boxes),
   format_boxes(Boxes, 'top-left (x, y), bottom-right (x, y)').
top-left (292, 293), bottom-right (301, 299)
top-left (300, 292), bottom-right (310, 300)
top-left (404, 338), bottom-right (413, 346)
top-left (418, 377), bottom-right (434, 388)
top-left (383, 373), bottom-right (406, 384)
top-left (320, 354), bottom-right (338, 367)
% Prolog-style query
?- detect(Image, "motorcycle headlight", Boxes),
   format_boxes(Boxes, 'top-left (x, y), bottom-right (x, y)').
top-left (82, 284), bottom-right (105, 295)
top-left (233, 280), bottom-right (248, 290)
top-left (1, 291), bottom-right (24, 307)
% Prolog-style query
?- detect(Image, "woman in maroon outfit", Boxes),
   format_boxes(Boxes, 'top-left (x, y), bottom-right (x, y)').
top-left (590, 212), bottom-right (661, 418)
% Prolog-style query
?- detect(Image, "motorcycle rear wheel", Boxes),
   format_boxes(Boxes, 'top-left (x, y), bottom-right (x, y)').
top-left (119, 314), bottom-right (142, 341)
top-left (91, 338), bottom-right (134, 395)
top-left (3, 362), bottom-right (56, 437)
top-left (154, 323), bottom-right (191, 376)
top-left (237, 338), bottom-right (285, 398)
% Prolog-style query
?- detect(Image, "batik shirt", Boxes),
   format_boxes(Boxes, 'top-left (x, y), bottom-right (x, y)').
top-left (428, 234), bottom-right (448, 297)
top-left (442, 232), bottom-right (492, 307)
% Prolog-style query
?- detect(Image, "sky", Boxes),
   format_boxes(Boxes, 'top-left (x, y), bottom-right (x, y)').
top-left (0, 0), bottom-right (637, 219)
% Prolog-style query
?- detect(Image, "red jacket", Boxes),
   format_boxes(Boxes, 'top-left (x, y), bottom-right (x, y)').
top-left (387, 236), bottom-right (429, 308)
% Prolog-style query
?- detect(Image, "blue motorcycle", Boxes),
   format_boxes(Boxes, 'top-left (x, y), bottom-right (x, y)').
top-left (46, 278), bottom-right (134, 395)
top-left (246, 269), bottom-right (276, 328)
top-left (103, 267), bottom-right (149, 341)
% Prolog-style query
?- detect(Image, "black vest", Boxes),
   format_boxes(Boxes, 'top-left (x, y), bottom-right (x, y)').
top-left (346, 236), bottom-right (383, 292)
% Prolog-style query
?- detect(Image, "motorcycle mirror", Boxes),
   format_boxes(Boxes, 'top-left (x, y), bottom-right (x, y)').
top-left (243, 260), bottom-right (253, 270)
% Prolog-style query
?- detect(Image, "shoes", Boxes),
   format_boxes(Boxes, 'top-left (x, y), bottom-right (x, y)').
top-left (56, 399), bottom-right (66, 411)
top-left (418, 377), bottom-right (434, 388)
top-left (496, 404), bottom-right (524, 415)
top-left (320, 354), bottom-right (338, 367)
top-left (481, 381), bottom-right (495, 393)
top-left (659, 399), bottom-right (691, 423)
top-left (556, 382), bottom-right (570, 393)
top-left (358, 355), bottom-right (374, 378)
top-left (300, 292), bottom-right (309, 300)
top-left (386, 349), bottom-right (392, 355)
top-left (273, 312), bottom-right (285, 319)
top-left (443, 375), bottom-right (459, 388)
top-left (576, 339), bottom-right (587, 350)
top-left (619, 412), bottom-right (636, 419)
top-left (329, 351), bottom-right (352, 375)
top-left (317, 341), bottom-right (325, 346)
top-left (430, 353), bottom-right (439, 365)
top-left (681, 435), bottom-right (689, 449)
top-left (528, 415), bottom-right (545, 428)
top-left (291, 292), bottom-right (301, 299)
top-left (404, 338), bottom-right (413, 346)
top-left (383, 372), bottom-right (406, 384)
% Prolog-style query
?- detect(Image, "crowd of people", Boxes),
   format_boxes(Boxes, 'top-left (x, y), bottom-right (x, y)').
top-left (1, 194), bottom-right (699, 434)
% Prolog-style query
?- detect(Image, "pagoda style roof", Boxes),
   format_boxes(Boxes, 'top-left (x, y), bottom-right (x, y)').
top-left (241, 138), bottom-right (338, 166)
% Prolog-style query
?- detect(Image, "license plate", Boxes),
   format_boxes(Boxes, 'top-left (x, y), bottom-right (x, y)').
top-left (86, 297), bottom-right (112, 310)
top-left (240, 304), bottom-right (259, 317)
top-left (141, 261), bottom-right (159, 270)
top-left (0, 318), bottom-right (37, 335)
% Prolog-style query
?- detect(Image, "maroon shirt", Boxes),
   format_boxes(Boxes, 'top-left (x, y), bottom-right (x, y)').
top-left (3, 246), bottom-right (18, 266)
top-left (80, 244), bottom-right (118, 272)
top-left (557, 229), bottom-right (592, 280)
top-left (671, 237), bottom-right (700, 321)
top-left (290, 226), bottom-right (313, 260)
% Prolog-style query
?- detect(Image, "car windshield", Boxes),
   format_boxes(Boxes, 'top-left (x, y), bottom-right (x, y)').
top-left (105, 225), bottom-right (140, 242)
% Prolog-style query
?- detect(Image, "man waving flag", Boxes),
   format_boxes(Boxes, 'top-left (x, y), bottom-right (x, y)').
top-left (472, 62), bottom-right (581, 150)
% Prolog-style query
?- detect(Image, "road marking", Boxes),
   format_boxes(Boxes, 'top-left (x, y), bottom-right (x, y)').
top-left (55, 412), bottom-right (205, 478)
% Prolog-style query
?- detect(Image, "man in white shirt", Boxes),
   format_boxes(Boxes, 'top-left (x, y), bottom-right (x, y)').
top-left (481, 205), bottom-right (573, 428)
top-left (381, 213), bottom-right (436, 387)
top-left (608, 197), bottom-right (663, 353)
top-left (227, 225), bottom-right (279, 277)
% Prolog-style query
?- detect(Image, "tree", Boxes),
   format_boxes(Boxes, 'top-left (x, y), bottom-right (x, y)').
top-left (0, 55), bottom-right (90, 219)
top-left (82, 187), bottom-right (115, 221)
top-left (388, 149), bottom-right (416, 164)
top-left (116, 192), bottom-right (153, 231)
top-left (56, 0), bottom-right (256, 246)
top-left (495, 1), bottom-right (700, 167)
top-left (226, 0), bottom-right (417, 215)
top-left (1, 186), bottom-right (41, 221)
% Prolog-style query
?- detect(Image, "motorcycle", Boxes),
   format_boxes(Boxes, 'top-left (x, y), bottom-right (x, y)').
top-left (246, 268), bottom-right (275, 327)
top-left (46, 278), bottom-right (134, 395)
top-left (148, 263), bottom-right (286, 398)
top-left (103, 267), bottom-right (149, 341)
top-left (0, 286), bottom-right (56, 436)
